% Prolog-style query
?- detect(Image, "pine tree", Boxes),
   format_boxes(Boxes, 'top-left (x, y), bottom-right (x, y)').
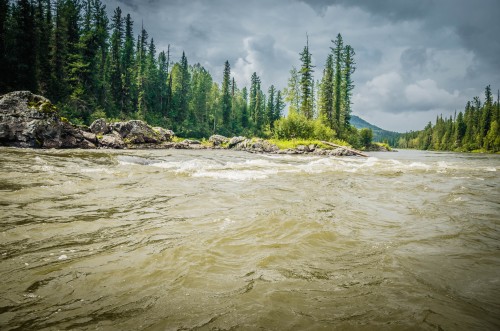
top-left (266, 85), bottom-right (276, 128)
top-left (341, 44), bottom-right (355, 129)
top-left (121, 13), bottom-right (135, 114)
top-left (319, 53), bottom-right (334, 128)
top-left (249, 72), bottom-right (260, 124)
top-left (0, 0), bottom-right (9, 92)
top-left (284, 67), bottom-right (300, 114)
top-left (274, 90), bottom-right (285, 123)
top-left (109, 6), bottom-right (124, 113)
top-left (14, 0), bottom-right (37, 92)
top-left (136, 25), bottom-right (148, 118)
top-left (221, 60), bottom-right (232, 129)
top-left (480, 85), bottom-right (493, 148)
top-left (241, 86), bottom-right (249, 129)
top-left (332, 33), bottom-right (344, 134)
top-left (170, 51), bottom-right (190, 129)
top-left (157, 50), bottom-right (168, 115)
top-left (299, 36), bottom-right (314, 119)
top-left (34, 0), bottom-right (52, 95)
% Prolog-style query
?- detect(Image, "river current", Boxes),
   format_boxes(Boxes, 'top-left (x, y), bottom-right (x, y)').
top-left (0, 148), bottom-right (499, 330)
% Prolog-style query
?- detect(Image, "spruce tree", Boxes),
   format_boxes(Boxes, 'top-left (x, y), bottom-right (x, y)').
top-left (341, 44), bottom-right (355, 129)
top-left (0, 0), bottom-right (9, 92)
top-left (284, 67), bottom-right (300, 114)
top-left (109, 6), bottom-right (124, 113)
top-left (332, 33), bottom-right (344, 134)
top-left (266, 85), bottom-right (276, 128)
top-left (249, 72), bottom-right (260, 124)
top-left (14, 0), bottom-right (36, 92)
top-left (319, 53), bottom-right (334, 128)
top-left (299, 36), bottom-right (314, 119)
top-left (121, 13), bottom-right (135, 114)
top-left (274, 90), bottom-right (285, 123)
top-left (221, 60), bottom-right (232, 129)
top-left (241, 86), bottom-right (249, 129)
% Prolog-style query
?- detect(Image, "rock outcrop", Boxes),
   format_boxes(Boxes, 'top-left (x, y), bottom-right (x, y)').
top-left (0, 91), bottom-right (176, 149)
top-left (0, 91), bottom-right (96, 148)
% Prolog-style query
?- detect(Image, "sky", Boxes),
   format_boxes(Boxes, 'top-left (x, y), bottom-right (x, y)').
top-left (103, 0), bottom-right (500, 132)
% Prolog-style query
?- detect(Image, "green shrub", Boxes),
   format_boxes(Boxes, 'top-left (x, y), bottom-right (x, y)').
top-left (273, 111), bottom-right (335, 140)
top-left (359, 128), bottom-right (373, 148)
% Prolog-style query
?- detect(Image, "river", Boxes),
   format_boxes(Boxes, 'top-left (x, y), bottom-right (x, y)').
top-left (0, 148), bottom-right (499, 330)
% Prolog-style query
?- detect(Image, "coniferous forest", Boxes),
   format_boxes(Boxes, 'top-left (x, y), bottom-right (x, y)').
top-left (396, 86), bottom-right (500, 152)
top-left (0, 0), bottom-right (358, 144)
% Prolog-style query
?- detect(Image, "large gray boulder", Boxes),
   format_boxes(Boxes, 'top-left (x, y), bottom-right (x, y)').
top-left (209, 134), bottom-right (229, 146)
top-left (99, 132), bottom-right (125, 149)
top-left (152, 127), bottom-right (174, 142)
top-left (110, 120), bottom-right (160, 144)
top-left (228, 136), bottom-right (246, 148)
top-left (89, 118), bottom-right (110, 135)
top-left (0, 91), bottom-right (96, 148)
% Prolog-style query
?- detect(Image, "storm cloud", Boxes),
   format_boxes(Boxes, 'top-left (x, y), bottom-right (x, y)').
top-left (103, 0), bottom-right (500, 131)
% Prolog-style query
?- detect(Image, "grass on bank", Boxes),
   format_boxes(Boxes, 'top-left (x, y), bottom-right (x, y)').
top-left (172, 136), bottom-right (352, 150)
top-left (268, 138), bottom-right (349, 150)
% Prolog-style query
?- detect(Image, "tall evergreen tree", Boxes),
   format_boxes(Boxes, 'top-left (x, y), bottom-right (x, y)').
top-left (14, 0), bottom-right (37, 92)
top-left (319, 53), bottom-right (334, 128)
top-left (249, 72), bottom-right (260, 124)
top-left (332, 33), bottom-right (344, 134)
top-left (0, 0), bottom-right (9, 92)
top-left (121, 13), bottom-right (135, 114)
top-left (136, 25), bottom-right (148, 118)
top-left (341, 44), bottom-right (355, 128)
top-left (266, 85), bottom-right (276, 128)
top-left (299, 36), bottom-right (314, 119)
top-left (221, 60), bottom-right (232, 129)
top-left (241, 86), bottom-right (249, 129)
top-left (34, 0), bottom-right (52, 95)
top-left (284, 67), bottom-right (300, 114)
top-left (274, 90), bottom-right (285, 124)
top-left (108, 6), bottom-right (124, 113)
top-left (157, 50), bottom-right (168, 115)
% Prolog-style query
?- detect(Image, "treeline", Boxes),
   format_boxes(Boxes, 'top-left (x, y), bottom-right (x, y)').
top-left (0, 0), bottom-right (359, 142)
top-left (278, 34), bottom-right (357, 143)
top-left (397, 85), bottom-right (500, 152)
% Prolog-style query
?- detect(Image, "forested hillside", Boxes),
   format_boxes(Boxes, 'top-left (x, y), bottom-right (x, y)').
top-left (397, 86), bottom-right (500, 152)
top-left (350, 115), bottom-right (400, 145)
top-left (0, 0), bottom-right (359, 144)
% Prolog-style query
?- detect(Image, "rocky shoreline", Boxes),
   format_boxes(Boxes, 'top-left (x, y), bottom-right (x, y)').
top-left (0, 91), bottom-right (362, 156)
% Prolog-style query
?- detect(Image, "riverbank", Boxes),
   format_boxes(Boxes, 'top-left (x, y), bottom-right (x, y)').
top-left (0, 91), bottom-right (374, 156)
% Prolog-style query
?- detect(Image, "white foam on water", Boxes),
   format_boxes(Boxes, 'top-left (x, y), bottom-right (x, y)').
top-left (135, 153), bottom-right (482, 181)
top-left (80, 167), bottom-right (114, 174)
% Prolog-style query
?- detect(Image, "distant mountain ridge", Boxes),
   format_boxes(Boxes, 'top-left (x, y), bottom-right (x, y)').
top-left (350, 115), bottom-right (400, 145)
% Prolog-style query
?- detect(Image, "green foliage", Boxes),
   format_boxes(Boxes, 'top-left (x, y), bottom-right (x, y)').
top-left (2, 2), bottom-right (366, 144)
top-left (359, 128), bottom-right (373, 147)
top-left (299, 37), bottom-right (314, 119)
top-left (397, 85), bottom-right (500, 153)
top-left (273, 111), bottom-right (335, 141)
top-left (89, 108), bottom-right (107, 123)
top-left (268, 138), bottom-right (347, 150)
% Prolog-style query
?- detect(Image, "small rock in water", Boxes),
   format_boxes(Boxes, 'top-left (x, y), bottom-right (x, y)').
top-left (58, 254), bottom-right (68, 260)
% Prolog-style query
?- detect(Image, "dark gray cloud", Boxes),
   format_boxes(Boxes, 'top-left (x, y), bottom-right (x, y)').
top-left (299, 0), bottom-right (434, 21)
top-left (103, 0), bottom-right (500, 132)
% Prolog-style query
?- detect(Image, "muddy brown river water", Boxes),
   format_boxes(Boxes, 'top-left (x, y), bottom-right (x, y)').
top-left (0, 148), bottom-right (499, 330)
